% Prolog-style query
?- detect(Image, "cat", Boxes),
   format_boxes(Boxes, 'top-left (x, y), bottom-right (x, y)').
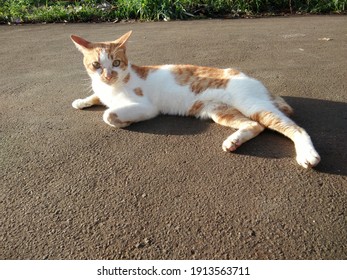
top-left (70, 31), bottom-right (320, 168)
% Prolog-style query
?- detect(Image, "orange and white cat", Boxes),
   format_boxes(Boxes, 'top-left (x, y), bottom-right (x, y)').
top-left (71, 31), bottom-right (320, 168)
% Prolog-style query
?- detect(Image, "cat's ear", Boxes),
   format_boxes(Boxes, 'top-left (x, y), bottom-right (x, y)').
top-left (70, 35), bottom-right (92, 53)
top-left (114, 31), bottom-right (132, 48)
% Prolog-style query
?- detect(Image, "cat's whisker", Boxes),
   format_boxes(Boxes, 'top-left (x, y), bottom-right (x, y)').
top-left (81, 82), bottom-right (91, 86)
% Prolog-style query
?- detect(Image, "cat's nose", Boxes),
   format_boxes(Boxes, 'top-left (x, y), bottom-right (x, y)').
top-left (104, 70), bottom-right (113, 80)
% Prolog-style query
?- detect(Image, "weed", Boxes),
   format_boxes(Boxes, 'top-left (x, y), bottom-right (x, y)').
top-left (0, 0), bottom-right (346, 23)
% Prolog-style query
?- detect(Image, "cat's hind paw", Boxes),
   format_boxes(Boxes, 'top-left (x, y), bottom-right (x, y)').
top-left (296, 148), bottom-right (321, 168)
top-left (72, 99), bottom-right (89, 109)
top-left (222, 137), bottom-right (241, 152)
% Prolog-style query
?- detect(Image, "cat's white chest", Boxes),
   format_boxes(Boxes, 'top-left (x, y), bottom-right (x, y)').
top-left (92, 78), bottom-right (133, 108)
top-left (92, 79), bottom-right (112, 104)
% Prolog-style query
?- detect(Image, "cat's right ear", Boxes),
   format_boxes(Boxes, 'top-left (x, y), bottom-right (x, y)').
top-left (70, 35), bottom-right (92, 53)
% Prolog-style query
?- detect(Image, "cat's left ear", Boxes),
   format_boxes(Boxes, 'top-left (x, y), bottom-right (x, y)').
top-left (114, 31), bottom-right (132, 48)
top-left (70, 35), bottom-right (92, 53)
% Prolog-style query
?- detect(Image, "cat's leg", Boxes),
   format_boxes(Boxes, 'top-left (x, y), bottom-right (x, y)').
top-left (72, 94), bottom-right (101, 109)
top-left (208, 105), bottom-right (265, 152)
top-left (250, 110), bottom-right (320, 168)
top-left (103, 103), bottom-right (159, 128)
top-left (103, 109), bottom-right (132, 128)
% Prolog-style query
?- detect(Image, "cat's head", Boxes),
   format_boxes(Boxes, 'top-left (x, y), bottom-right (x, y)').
top-left (71, 31), bottom-right (132, 85)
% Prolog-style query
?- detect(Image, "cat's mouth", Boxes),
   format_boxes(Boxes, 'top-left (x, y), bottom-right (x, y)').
top-left (101, 77), bottom-right (116, 84)
top-left (101, 72), bottom-right (118, 85)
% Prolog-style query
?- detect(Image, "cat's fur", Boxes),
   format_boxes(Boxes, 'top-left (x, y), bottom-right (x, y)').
top-left (71, 31), bottom-right (320, 168)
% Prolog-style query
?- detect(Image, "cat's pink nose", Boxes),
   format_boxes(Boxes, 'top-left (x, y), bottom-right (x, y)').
top-left (103, 69), bottom-right (113, 80)
top-left (104, 72), bottom-right (113, 81)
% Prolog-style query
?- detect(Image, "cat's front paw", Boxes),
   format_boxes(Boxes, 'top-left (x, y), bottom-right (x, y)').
top-left (103, 110), bottom-right (132, 128)
top-left (296, 148), bottom-right (321, 168)
top-left (72, 99), bottom-right (89, 109)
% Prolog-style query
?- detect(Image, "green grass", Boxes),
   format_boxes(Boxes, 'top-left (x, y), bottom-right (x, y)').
top-left (0, 0), bottom-right (346, 23)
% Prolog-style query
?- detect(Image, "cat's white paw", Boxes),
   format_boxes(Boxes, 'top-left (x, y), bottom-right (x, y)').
top-left (222, 137), bottom-right (241, 152)
top-left (103, 110), bottom-right (132, 128)
top-left (296, 147), bottom-right (321, 168)
top-left (72, 99), bottom-right (89, 109)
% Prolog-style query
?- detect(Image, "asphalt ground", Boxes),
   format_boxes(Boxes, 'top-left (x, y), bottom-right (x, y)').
top-left (1, 16), bottom-right (346, 259)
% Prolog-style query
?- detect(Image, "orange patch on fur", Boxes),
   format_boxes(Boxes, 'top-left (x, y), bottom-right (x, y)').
top-left (131, 64), bottom-right (160, 80)
top-left (83, 52), bottom-right (100, 74)
top-left (228, 68), bottom-right (240, 76)
top-left (172, 65), bottom-right (230, 94)
top-left (212, 106), bottom-right (265, 136)
top-left (188, 101), bottom-right (204, 116)
top-left (123, 73), bottom-right (131, 83)
top-left (214, 107), bottom-right (242, 127)
top-left (89, 95), bottom-right (101, 105)
top-left (217, 113), bottom-right (235, 125)
top-left (250, 111), bottom-right (302, 140)
top-left (107, 112), bottom-right (132, 128)
top-left (113, 48), bottom-right (128, 71)
top-left (271, 95), bottom-right (293, 116)
top-left (133, 87), bottom-right (144, 96)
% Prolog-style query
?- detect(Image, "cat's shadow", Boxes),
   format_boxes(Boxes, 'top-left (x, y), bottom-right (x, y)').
top-left (128, 115), bottom-right (210, 135)
top-left (85, 106), bottom-right (209, 135)
top-left (281, 97), bottom-right (347, 176)
top-left (87, 98), bottom-right (347, 176)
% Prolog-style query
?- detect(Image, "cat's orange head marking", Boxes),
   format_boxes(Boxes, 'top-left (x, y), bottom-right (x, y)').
top-left (71, 31), bottom-right (133, 85)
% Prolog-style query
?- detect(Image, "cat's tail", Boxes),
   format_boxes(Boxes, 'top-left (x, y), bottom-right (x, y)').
top-left (272, 95), bottom-right (293, 116)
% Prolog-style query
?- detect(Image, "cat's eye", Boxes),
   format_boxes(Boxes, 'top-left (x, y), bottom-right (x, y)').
top-left (113, 60), bottom-right (121, 67)
top-left (92, 61), bottom-right (101, 69)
